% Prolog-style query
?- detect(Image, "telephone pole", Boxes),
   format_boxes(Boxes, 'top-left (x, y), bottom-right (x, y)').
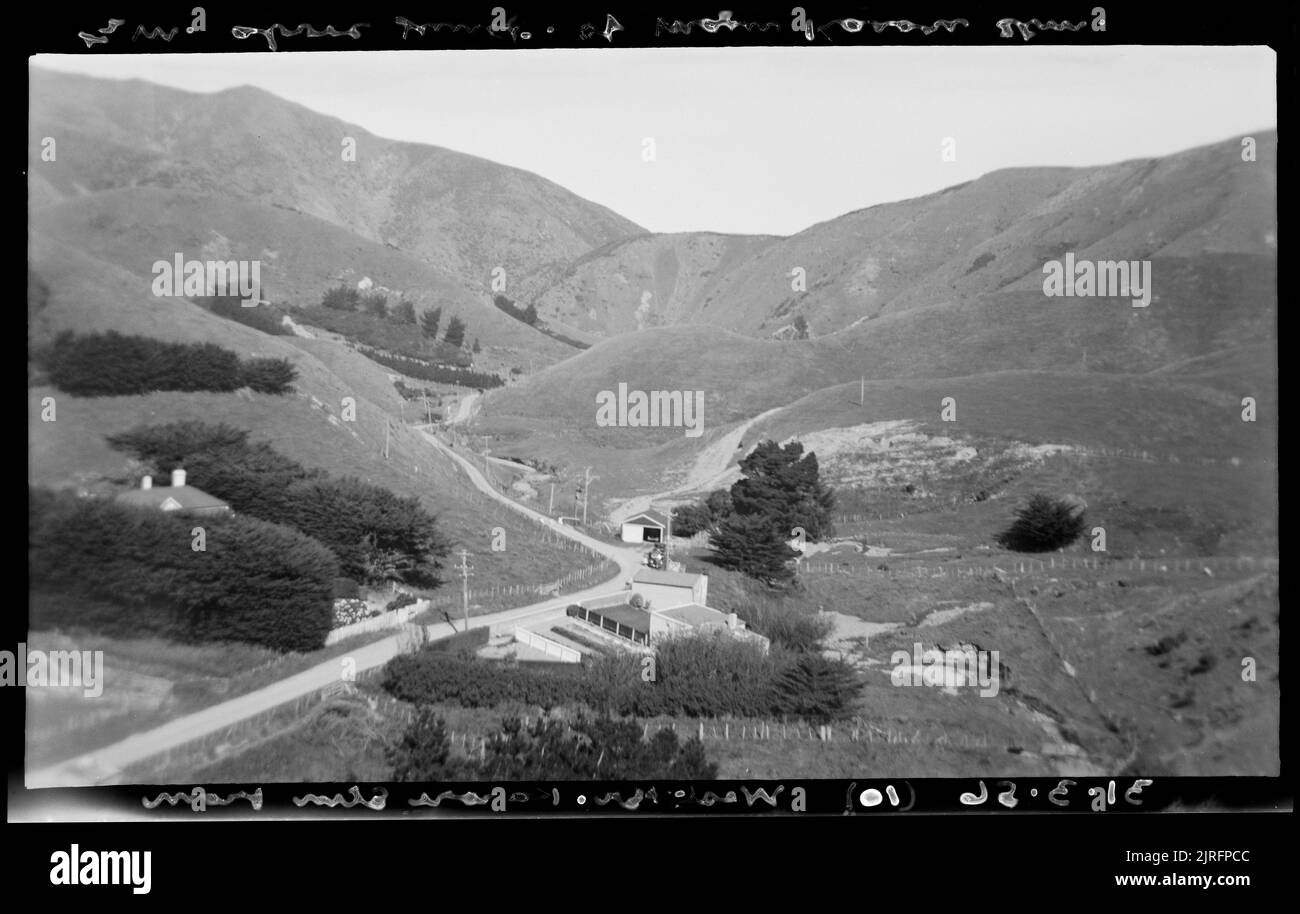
top-left (455, 549), bottom-right (474, 632)
top-left (581, 466), bottom-right (598, 525)
top-left (549, 482), bottom-right (555, 514)
top-left (384, 421), bottom-right (391, 460)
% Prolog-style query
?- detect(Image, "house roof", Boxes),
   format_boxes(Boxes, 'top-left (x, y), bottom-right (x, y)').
top-left (578, 602), bottom-right (651, 633)
top-left (655, 603), bottom-right (729, 627)
top-left (582, 592), bottom-right (636, 611)
top-left (633, 568), bottom-right (704, 588)
top-left (623, 511), bottom-right (668, 528)
top-left (115, 485), bottom-right (230, 512)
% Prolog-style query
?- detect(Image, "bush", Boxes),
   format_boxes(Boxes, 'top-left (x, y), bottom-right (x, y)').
top-left (997, 494), bottom-right (1087, 552)
top-left (238, 357), bottom-right (298, 394)
top-left (30, 488), bottom-right (337, 652)
top-left (333, 598), bottom-right (374, 627)
top-left (199, 295), bottom-right (292, 335)
top-left (479, 715), bottom-right (716, 780)
top-left (381, 651), bottom-right (589, 710)
top-left (39, 331), bottom-right (296, 398)
top-left (333, 577), bottom-right (361, 599)
top-left (386, 591), bottom-right (418, 612)
top-left (774, 653), bottom-right (859, 724)
top-left (322, 285), bottom-right (361, 311)
top-left (389, 708), bottom-right (479, 781)
top-left (671, 502), bottom-right (714, 537)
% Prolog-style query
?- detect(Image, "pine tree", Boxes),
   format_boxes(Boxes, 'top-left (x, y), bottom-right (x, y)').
top-left (443, 316), bottom-right (468, 348)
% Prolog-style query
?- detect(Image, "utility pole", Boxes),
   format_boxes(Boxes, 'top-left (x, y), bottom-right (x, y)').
top-left (384, 421), bottom-right (390, 460)
top-left (455, 549), bottom-right (474, 633)
top-left (860, 376), bottom-right (864, 406)
top-left (581, 466), bottom-right (598, 526)
top-left (549, 482), bottom-right (555, 515)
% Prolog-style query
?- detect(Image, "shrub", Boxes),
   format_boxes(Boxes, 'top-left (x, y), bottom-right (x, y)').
top-left (333, 598), bottom-right (374, 627)
top-left (199, 294), bottom-right (292, 335)
top-left (381, 651), bottom-right (589, 710)
top-left (479, 715), bottom-right (717, 780)
top-left (671, 502), bottom-right (714, 537)
top-left (322, 285), bottom-right (361, 311)
top-left (333, 577), bottom-right (361, 599)
top-left (386, 591), bottom-right (418, 612)
top-left (774, 653), bottom-right (860, 724)
top-left (997, 494), bottom-right (1087, 552)
top-left (238, 357), bottom-right (298, 394)
top-left (389, 708), bottom-right (480, 780)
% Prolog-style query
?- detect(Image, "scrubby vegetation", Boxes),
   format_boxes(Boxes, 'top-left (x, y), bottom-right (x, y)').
top-left (39, 331), bottom-right (298, 396)
top-left (388, 709), bottom-right (716, 780)
top-left (29, 488), bottom-right (336, 652)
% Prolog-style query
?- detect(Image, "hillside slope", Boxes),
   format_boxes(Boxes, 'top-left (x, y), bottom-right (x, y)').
top-left (517, 131), bottom-right (1276, 340)
top-left (29, 67), bottom-right (644, 294)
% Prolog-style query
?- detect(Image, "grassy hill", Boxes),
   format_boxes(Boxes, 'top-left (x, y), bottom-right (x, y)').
top-left (31, 187), bottom-right (577, 366)
top-left (29, 67), bottom-right (644, 294)
top-left (515, 131), bottom-right (1276, 340)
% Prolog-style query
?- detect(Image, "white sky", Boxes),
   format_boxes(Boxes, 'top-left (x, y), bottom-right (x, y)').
top-left (34, 47), bottom-right (1276, 237)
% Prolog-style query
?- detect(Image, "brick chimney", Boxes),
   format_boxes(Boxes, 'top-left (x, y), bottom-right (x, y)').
top-left (171, 468), bottom-right (187, 488)
top-left (141, 475), bottom-right (152, 490)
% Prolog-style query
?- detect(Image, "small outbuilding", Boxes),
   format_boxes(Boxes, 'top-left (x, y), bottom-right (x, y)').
top-left (620, 510), bottom-right (668, 544)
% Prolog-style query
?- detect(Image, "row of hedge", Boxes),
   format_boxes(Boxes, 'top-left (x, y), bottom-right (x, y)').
top-left (39, 331), bottom-right (297, 397)
top-left (354, 345), bottom-right (503, 389)
top-left (29, 488), bottom-right (336, 652)
top-left (382, 633), bottom-right (860, 723)
top-left (293, 305), bottom-right (471, 367)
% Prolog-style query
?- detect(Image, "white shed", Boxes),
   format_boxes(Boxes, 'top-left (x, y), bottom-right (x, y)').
top-left (620, 510), bottom-right (668, 543)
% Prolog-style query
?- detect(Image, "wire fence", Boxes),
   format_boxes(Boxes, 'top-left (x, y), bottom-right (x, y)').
top-left (798, 554), bottom-right (1279, 579)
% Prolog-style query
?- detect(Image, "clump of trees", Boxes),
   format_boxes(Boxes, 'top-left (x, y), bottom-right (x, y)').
top-left (670, 489), bottom-right (732, 537)
top-left (492, 293), bottom-right (539, 326)
top-left (709, 440), bottom-right (835, 585)
top-left (39, 331), bottom-right (298, 396)
top-left (997, 494), bottom-right (1087, 552)
top-left (108, 421), bottom-right (449, 588)
top-left (29, 488), bottom-right (336, 652)
top-left (196, 294), bottom-right (292, 336)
